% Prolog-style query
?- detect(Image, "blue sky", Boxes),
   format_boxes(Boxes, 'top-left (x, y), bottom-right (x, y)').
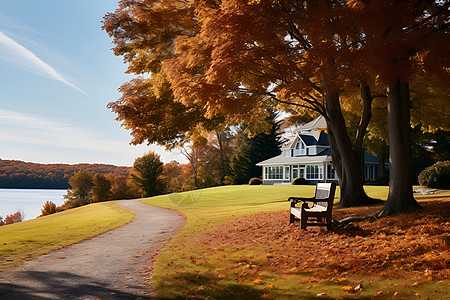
top-left (0, 0), bottom-right (183, 166)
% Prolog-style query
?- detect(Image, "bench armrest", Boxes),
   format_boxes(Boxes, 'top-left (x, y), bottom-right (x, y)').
top-left (307, 198), bottom-right (333, 203)
top-left (288, 197), bottom-right (315, 204)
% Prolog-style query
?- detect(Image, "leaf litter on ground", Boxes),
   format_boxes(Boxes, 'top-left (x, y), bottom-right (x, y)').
top-left (196, 198), bottom-right (449, 281)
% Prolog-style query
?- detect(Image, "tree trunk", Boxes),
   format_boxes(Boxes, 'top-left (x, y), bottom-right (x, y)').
top-left (377, 154), bottom-right (386, 176)
top-left (378, 79), bottom-right (421, 216)
top-left (216, 131), bottom-right (226, 185)
top-left (323, 91), bottom-right (375, 207)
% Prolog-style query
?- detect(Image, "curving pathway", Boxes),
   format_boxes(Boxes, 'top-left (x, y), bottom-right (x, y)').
top-left (0, 199), bottom-right (184, 300)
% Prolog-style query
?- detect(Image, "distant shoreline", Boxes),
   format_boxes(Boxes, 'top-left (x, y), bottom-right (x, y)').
top-left (0, 187), bottom-right (67, 190)
top-left (0, 159), bottom-right (131, 191)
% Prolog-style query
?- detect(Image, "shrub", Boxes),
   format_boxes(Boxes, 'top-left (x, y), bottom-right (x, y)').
top-left (3, 211), bottom-right (23, 225)
top-left (249, 177), bottom-right (262, 185)
top-left (418, 161), bottom-right (450, 189)
top-left (292, 177), bottom-right (307, 185)
top-left (40, 201), bottom-right (57, 216)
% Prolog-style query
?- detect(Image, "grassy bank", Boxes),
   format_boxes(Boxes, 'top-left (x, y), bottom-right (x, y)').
top-left (141, 185), bottom-right (450, 299)
top-left (0, 201), bottom-right (134, 272)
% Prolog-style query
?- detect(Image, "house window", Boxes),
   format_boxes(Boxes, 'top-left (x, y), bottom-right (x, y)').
top-left (292, 165), bottom-right (305, 179)
top-left (365, 165), bottom-right (377, 182)
top-left (284, 150), bottom-right (291, 157)
top-left (327, 164), bottom-right (337, 179)
top-left (306, 165), bottom-right (323, 180)
top-left (284, 166), bottom-right (290, 180)
top-left (265, 166), bottom-right (283, 179)
top-left (294, 141), bottom-right (306, 156)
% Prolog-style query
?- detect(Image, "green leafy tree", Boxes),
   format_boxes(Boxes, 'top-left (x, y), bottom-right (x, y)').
top-left (131, 151), bottom-right (165, 197)
top-left (63, 170), bottom-right (94, 208)
top-left (92, 173), bottom-right (113, 202)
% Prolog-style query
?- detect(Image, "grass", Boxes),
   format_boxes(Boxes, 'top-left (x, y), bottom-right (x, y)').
top-left (0, 201), bottom-right (134, 272)
top-left (140, 185), bottom-right (450, 299)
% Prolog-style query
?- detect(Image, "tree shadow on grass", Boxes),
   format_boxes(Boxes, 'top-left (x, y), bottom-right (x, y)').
top-left (154, 271), bottom-right (350, 300)
top-left (0, 270), bottom-right (151, 299)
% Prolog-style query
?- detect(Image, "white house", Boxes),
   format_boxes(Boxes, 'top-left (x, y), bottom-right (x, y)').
top-left (256, 116), bottom-right (380, 185)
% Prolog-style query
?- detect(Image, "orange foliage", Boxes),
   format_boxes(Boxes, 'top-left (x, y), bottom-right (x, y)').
top-left (2, 211), bottom-right (23, 225)
top-left (40, 201), bottom-right (57, 217)
top-left (0, 159), bottom-right (131, 189)
top-left (197, 198), bottom-right (450, 280)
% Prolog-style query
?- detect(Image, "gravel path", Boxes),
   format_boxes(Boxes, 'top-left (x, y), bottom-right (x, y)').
top-left (0, 199), bottom-right (184, 299)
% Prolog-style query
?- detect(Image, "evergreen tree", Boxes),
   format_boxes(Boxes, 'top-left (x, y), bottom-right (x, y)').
top-left (230, 114), bottom-right (283, 184)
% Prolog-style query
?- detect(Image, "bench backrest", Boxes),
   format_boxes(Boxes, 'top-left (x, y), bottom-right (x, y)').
top-left (314, 182), bottom-right (336, 209)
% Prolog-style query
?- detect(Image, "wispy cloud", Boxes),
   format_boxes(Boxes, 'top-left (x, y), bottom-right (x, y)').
top-left (0, 109), bottom-right (184, 165)
top-left (0, 31), bottom-right (86, 95)
top-left (0, 109), bottom-right (129, 154)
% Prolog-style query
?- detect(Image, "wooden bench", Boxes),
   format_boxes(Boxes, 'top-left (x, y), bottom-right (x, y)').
top-left (288, 182), bottom-right (336, 230)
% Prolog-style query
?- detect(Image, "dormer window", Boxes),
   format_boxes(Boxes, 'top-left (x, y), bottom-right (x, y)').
top-left (284, 149), bottom-right (291, 157)
top-left (294, 141), bottom-right (306, 156)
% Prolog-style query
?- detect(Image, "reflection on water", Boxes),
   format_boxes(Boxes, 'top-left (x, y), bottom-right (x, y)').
top-left (0, 189), bottom-right (66, 221)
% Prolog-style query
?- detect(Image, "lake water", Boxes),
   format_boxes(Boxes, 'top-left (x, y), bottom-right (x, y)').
top-left (0, 189), bottom-right (67, 221)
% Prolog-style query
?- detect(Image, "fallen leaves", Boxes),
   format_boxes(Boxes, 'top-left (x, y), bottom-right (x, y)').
top-left (342, 283), bottom-right (363, 293)
top-left (341, 286), bottom-right (353, 292)
top-left (196, 198), bottom-right (450, 280)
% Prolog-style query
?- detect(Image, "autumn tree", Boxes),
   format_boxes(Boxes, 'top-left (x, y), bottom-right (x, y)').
top-left (107, 174), bottom-right (141, 200)
top-left (179, 138), bottom-right (206, 189)
top-left (103, 3), bottom-right (231, 172)
top-left (346, 0), bottom-right (449, 215)
top-left (208, 128), bottom-right (234, 185)
top-left (131, 151), bottom-right (165, 197)
top-left (103, 0), bottom-right (372, 206)
top-left (63, 170), bottom-right (94, 208)
top-left (2, 212), bottom-right (23, 225)
top-left (163, 160), bottom-right (185, 193)
top-left (40, 201), bottom-right (57, 216)
top-left (159, 0), bottom-right (380, 206)
top-left (166, 0), bottom-right (449, 213)
top-left (104, 0), bottom-right (449, 214)
top-left (92, 173), bottom-right (113, 202)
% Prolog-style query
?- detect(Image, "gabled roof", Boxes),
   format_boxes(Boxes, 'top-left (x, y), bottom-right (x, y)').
top-left (284, 130), bottom-right (329, 148)
top-left (317, 131), bottom-right (329, 146)
top-left (282, 116), bottom-right (329, 150)
top-left (295, 115), bottom-right (327, 133)
top-left (299, 134), bottom-right (317, 146)
top-left (256, 148), bottom-right (332, 166)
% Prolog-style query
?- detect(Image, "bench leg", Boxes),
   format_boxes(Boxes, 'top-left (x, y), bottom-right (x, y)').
top-left (289, 213), bottom-right (295, 224)
top-left (326, 217), bottom-right (332, 230)
top-left (300, 216), bottom-right (307, 230)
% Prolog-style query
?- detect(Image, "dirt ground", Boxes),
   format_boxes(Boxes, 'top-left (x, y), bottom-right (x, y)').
top-left (0, 199), bottom-right (184, 300)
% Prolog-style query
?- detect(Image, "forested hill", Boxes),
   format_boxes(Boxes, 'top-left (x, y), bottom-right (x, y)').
top-left (0, 159), bottom-right (132, 189)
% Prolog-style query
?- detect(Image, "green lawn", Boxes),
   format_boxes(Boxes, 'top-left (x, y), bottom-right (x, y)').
top-left (141, 185), bottom-right (450, 299)
top-left (0, 201), bottom-right (134, 271)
